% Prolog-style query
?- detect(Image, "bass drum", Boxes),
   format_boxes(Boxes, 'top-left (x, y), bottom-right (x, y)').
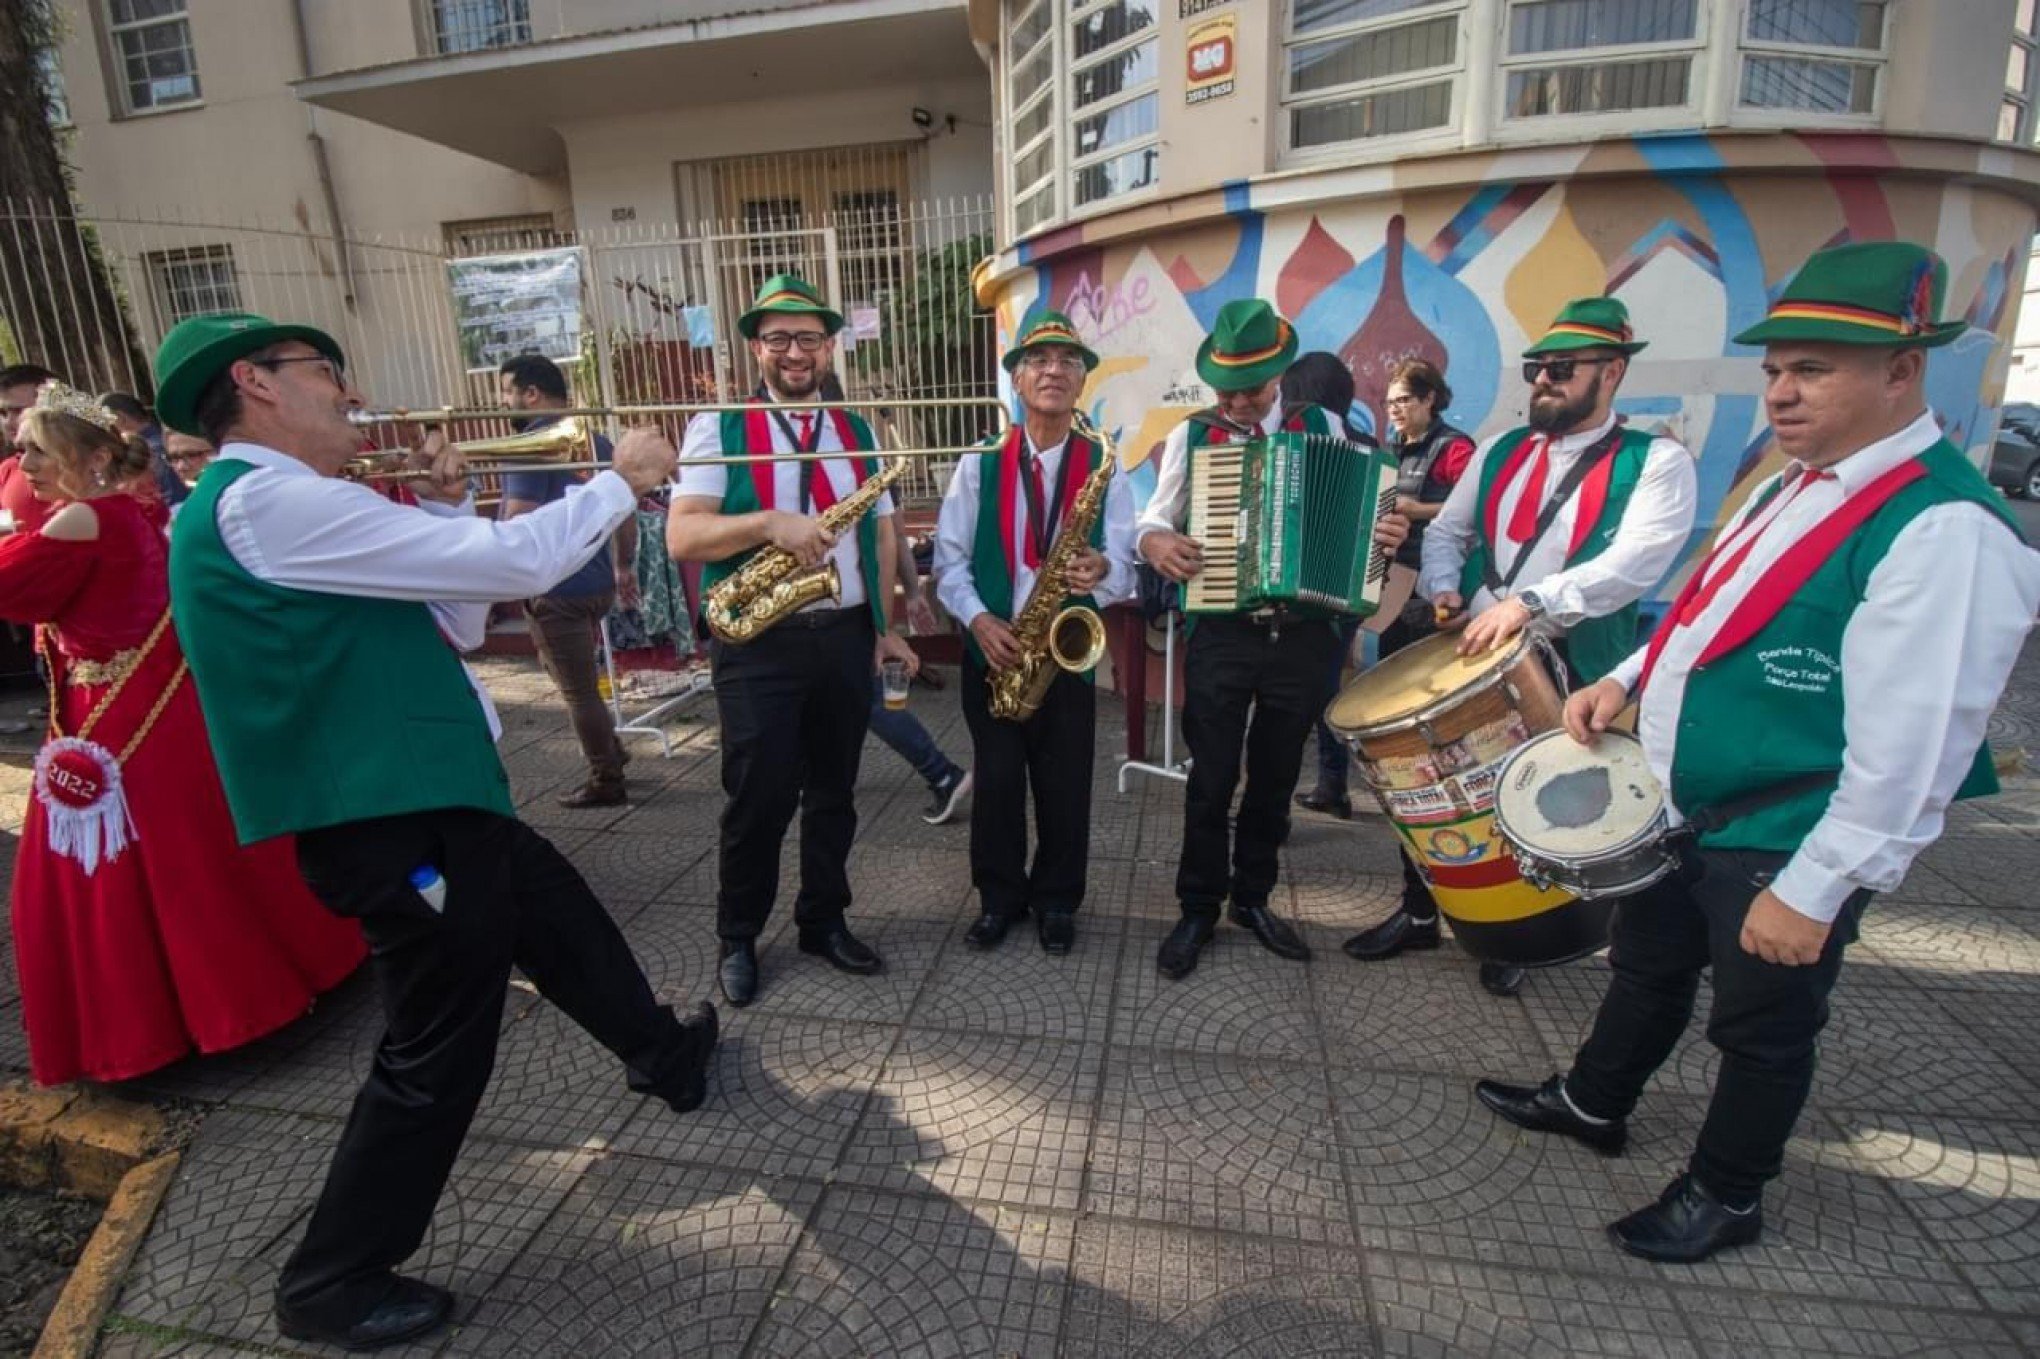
top-left (1324, 629), bottom-right (1610, 968)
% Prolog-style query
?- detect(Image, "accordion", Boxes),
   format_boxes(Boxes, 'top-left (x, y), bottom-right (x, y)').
top-left (1183, 430), bottom-right (1398, 617)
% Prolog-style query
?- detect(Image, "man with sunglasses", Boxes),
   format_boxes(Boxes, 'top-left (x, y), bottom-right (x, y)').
top-left (1354, 297), bottom-right (1697, 998)
top-left (1138, 299), bottom-right (1409, 981)
top-left (668, 274), bottom-right (919, 1009)
top-left (1479, 242), bottom-right (2038, 1264)
top-left (154, 311), bottom-right (719, 1351)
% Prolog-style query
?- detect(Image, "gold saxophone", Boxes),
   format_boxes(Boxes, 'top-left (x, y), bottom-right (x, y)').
top-left (703, 456), bottom-right (906, 643)
top-left (986, 419), bottom-right (1117, 722)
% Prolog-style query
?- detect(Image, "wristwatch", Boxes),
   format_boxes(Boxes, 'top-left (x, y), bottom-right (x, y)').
top-left (1517, 589), bottom-right (1547, 620)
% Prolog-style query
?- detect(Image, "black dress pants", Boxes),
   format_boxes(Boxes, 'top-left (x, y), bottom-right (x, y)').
top-left (960, 656), bottom-right (1095, 920)
top-left (1177, 613), bottom-right (1346, 916)
top-left (1564, 846), bottom-right (1867, 1204)
top-left (280, 808), bottom-right (699, 1324)
top-left (710, 608), bottom-right (874, 941)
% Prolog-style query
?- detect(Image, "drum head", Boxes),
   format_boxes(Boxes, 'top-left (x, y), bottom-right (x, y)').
top-left (1326, 629), bottom-right (1525, 736)
top-left (1493, 730), bottom-right (1665, 859)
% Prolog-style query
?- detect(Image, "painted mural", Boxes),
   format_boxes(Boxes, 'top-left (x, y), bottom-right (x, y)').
top-left (989, 133), bottom-right (2038, 600)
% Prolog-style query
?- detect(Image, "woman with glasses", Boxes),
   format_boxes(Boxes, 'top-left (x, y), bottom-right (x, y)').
top-left (1, 382), bottom-right (364, 1087)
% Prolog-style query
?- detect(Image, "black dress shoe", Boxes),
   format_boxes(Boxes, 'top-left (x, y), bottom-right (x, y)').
top-left (276, 1276), bottom-right (454, 1352)
top-left (556, 780), bottom-right (628, 809)
top-left (1294, 788), bottom-right (1353, 819)
top-left (718, 938), bottom-right (758, 1008)
top-left (657, 1001), bottom-right (720, 1113)
top-left (964, 910), bottom-right (1019, 950)
top-left (1228, 902), bottom-right (1312, 961)
top-left (799, 926), bottom-right (883, 974)
top-left (1037, 912), bottom-right (1075, 955)
top-left (1479, 962), bottom-right (1527, 997)
top-left (1474, 1074), bottom-right (1627, 1154)
top-left (1342, 910), bottom-right (1441, 960)
top-left (1156, 915), bottom-right (1215, 980)
top-left (1609, 1174), bottom-right (1763, 1263)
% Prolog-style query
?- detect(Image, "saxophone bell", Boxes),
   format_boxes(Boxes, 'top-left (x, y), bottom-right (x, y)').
top-left (1047, 605), bottom-right (1107, 674)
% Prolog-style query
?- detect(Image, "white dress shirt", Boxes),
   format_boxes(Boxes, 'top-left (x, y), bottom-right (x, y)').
top-left (931, 433), bottom-right (1139, 626)
top-left (211, 441), bottom-right (637, 737)
top-left (1419, 414), bottom-right (1698, 629)
top-left (1133, 398), bottom-right (1293, 553)
top-left (675, 406), bottom-right (896, 613)
top-left (1606, 411), bottom-right (2040, 923)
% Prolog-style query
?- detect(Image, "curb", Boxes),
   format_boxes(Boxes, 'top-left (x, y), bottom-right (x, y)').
top-left (33, 1152), bottom-right (180, 1359)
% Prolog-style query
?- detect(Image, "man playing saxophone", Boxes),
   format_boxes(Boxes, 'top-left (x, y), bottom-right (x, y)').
top-left (667, 274), bottom-right (918, 1008)
top-left (932, 313), bottom-right (1137, 954)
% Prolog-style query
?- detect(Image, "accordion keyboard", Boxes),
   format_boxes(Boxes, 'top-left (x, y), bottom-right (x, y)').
top-left (1184, 450), bottom-right (1242, 612)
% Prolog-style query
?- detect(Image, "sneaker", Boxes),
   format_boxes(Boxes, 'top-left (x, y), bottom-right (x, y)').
top-left (922, 769), bottom-right (973, 825)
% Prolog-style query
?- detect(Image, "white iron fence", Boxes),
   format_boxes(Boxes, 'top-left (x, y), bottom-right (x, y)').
top-left (0, 195), bottom-right (1000, 505)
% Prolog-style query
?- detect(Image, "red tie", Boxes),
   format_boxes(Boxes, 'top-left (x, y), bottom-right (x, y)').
top-left (794, 413), bottom-right (814, 446)
top-left (1024, 454), bottom-right (1049, 569)
top-left (1505, 436), bottom-right (1550, 544)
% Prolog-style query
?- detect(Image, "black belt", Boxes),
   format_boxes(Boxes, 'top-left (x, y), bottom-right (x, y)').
top-left (778, 605), bottom-right (869, 630)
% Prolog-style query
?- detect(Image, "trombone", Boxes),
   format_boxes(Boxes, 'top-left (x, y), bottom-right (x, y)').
top-left (344, 396), bottom-right (1010, 480)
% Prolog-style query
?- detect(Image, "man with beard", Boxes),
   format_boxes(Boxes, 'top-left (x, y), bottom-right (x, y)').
top-left (667, 274), bottom-right (919, 1008)
top-left (1350, 297), bottom-right (1696, 997)
top-left (933, 312), bottom-right (1137, 955)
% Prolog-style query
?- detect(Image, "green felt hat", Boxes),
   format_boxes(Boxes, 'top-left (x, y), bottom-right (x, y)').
top-left (152, 311), bottom-right (346, 436)
top-left (1001, 310), bottom-right (1100, 373)
top-left (1732, 241), bottom-right (1965, 349)
top-left (1523, 297), bottom-right (1647, 357)
top-left (1195, 299), bottom-right (1298, 392)
top-left (737, 273), bottom-right (844, 339)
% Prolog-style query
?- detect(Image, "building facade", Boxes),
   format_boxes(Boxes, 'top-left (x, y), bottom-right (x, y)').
top-left (968, 0), bottom-right (2040, 578)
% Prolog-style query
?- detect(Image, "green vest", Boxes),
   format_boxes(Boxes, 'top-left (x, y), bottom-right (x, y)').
top-left (1459, 425), bottom-right (1654, 682)
top-left (964, 426), bottom-right (1106, 670)
top-left (699, 408), bottom-right (887, 631)
top-left (169, 459), bottom-right (513, 845)
top-left (1670, 440), bottom-right (2019, 850)
top-left (1184, 402), bottom-right (1339, 627)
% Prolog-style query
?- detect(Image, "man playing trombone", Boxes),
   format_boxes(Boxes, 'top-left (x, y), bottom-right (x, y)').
top-left (667, 274), bottom-right (918, 1008)
top-left (933, 313), bottom-right (1137, 954)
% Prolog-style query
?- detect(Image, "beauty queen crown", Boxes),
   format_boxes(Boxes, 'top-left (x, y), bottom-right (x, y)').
top-left (33, 380), bottom-right (122, 434)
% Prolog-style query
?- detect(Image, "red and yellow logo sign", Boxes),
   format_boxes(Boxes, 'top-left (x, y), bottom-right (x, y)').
top-left (1185, 16), bottom-right (1236, 105)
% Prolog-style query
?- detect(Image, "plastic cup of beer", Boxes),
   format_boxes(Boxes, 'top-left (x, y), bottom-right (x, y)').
top-left (881, 658), bottom-right (910, 710)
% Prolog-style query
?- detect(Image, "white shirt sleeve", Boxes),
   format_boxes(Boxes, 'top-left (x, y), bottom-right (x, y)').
top-left (674, 413), bottom-right (728, 500)
top-left (1607, 645), bottom-right (1648, 697)
top-left (1418, 432), bottom-right (1501, 602)
top-left (1533, 436), bottom-right (1699, 627)
top-left (1771, 503), bottom-right (2040, 922)
top-left (932, 454), bottom-right (987, 626)
top-left (221, 467), bottom-right (637, 604)
top-left (1134, 421), bottom-right (1194, 554)
top-left (1094, 464), bottom-right (1139, 608)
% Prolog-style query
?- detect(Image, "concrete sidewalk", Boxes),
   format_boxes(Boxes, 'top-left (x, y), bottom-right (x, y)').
top-left (7, 636), bottom-right (2037, 1357)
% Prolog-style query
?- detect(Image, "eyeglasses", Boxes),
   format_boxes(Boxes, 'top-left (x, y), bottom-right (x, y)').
top-left (255, 355), bottom-right (346, 386)
top-left (757, 332), bottom-right (829, 353)
top-left (1385, 395), bottom-right (1421, 409)
top-left (1521, 357), bottom-right (1613, 385)
top-left (1019, 352), bottom-right (1086, 374)
top-left (165, 450), bottom-right (211, 466)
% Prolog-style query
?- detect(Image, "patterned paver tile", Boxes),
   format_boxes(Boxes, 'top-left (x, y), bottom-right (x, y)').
top-left (1366, 1254), bottom-right (1697, 1356)
top-left (839, 1031), bottom-right (1100, 1210)
top-left (1088, 1049), bottom-right (1353, 1243)
top-left (1672, 1288), bottom-right (2024, 1357)
top-left (910, 910), bottom-right (1124, 1042)
top-left (1062, 1217), bottom-right (1372, 1358)
top-left (747, 1187), bottom-right (1071, 1358)
top-left (445, 1159), bottom-right (816, 1358)
top-left (94, 1333), bottom-right (267, 1357)
top-left (469, 1004), bottom-right (676, 1150)
top-left (554, 828), bottom-right (703, 903)
top-left (1601, 1099), bottom-right (1982, 1309)
top-left (1330, 1068), bottom-right (1645, 1276)
top-left (843, 844), bottom-right (978, 921)
top-left (1815, 1110), bottom-right (2040, 1312)
top-left (606, 1012), bottom-right (894, 1175)
top-left (1312, 946), bottom-right (1558, 1077)
top-left (1109, 921), bottom-right (1321, 1060)
top-left (1857, 902), bottom-right (2040, 991)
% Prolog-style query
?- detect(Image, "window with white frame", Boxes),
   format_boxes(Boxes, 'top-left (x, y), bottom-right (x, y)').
top-left (429, 0), bottom-right (531, 55)
top-left (1500, 0), bottom-right (1702, 121)
top-left (1282, 0), bottom-right (1465, 152)
top-left (2004, 0), bottom-right (2039, 143)
top-left (107, 0), bottom-right (199, 113)
top-left (146, 247), bottom-right (240, 328)
top-left (1737, 0), bottom-right (1886, 116)
top-left (1001, 0), bottom-right (1161, 237)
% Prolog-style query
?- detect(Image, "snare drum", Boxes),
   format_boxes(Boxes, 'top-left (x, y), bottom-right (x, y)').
top-left (1493, 729), bottom-right (1679, 903)
top-left (1324, 629), bottom-right (1609, 969)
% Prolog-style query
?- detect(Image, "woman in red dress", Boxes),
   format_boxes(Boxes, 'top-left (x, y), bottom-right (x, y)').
top-left (6, 384), bottom-right (364, 1086)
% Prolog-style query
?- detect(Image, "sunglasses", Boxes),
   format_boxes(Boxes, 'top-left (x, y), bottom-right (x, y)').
top-left (1521, 357), bottom-right (1614, 385)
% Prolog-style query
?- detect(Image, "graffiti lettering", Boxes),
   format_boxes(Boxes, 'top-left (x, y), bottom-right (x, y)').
top-left (1065, 271), bottom-right (1154, 344)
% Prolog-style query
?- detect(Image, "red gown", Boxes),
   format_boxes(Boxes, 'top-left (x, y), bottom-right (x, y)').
top-left (2, 493), bottom-right (365, 1085)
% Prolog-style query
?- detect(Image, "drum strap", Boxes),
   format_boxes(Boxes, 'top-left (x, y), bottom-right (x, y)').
top-left (1484, 425), bottom-right (1626, 596)
top-left (1675, 770), bottom-right (1838, 839)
